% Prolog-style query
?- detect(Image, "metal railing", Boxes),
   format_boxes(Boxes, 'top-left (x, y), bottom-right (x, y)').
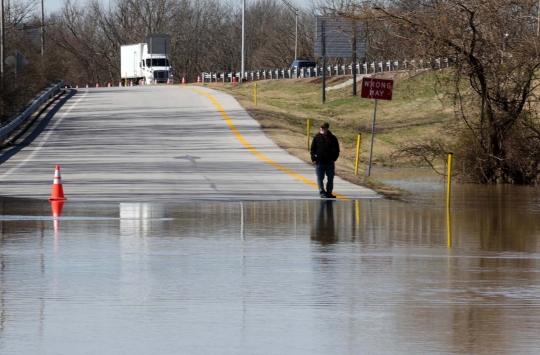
top-left (201, 57), bottom-right (454, 83)
top-left (0, 81), bottom-right (63, 143)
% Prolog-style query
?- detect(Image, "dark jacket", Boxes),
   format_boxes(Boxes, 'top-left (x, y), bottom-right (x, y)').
top-left (310, 130), bottom-right (340, 164)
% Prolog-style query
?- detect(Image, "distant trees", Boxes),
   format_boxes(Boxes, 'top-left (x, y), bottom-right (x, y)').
top-left (45, 0), bottom-right (316, 84)
top-left (0, 0), bottom-right (56, 122)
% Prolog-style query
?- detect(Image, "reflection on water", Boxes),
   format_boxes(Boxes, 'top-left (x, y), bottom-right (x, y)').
top-left (311, 201), bottom-right (338, 245)
top-left (0, 185), bottom-right (540, 354)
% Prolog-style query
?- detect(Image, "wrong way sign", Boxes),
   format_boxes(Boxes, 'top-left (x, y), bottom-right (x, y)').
top-left (361, 78), bottom-right (394, 100)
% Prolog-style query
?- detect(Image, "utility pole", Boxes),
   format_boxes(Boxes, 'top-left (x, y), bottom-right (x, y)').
top-left (281, 0), bottom-right (298, 60)
top-left (0, 0), bottom-right (4, 119)
top-left (41, 0), bottom-right (45, 57)
top-left (322, 19), bottom-right (326, 104)
top-left (241, 0), bottom-right (245, 81)
top-left (352, 25), bottom-right (357, 96)
top-left (1, 0), bottom-right (4, 82)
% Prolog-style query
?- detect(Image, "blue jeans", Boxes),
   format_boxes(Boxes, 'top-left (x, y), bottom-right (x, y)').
top-left (315, 162), bottom-right (335, 195)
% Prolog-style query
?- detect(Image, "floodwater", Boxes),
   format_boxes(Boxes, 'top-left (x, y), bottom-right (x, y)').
top-left (1, 172), bottom-right (540, 354)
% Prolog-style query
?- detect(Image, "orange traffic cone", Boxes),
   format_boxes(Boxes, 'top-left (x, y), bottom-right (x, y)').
top-left (108, 82), bottom-right (111, 87)
top-left (119, 81), bottom-right (122, 87)
top-left (197, 76), bottom-right (201, 83)
top-left (167, 78), bottom-right (170, 85)
top-left (86, 83), bottom-right (89, 88)
top-left (49, 165), bottom-right (67, 201)
top-left (182, 77), bottom-right (186, 84)
top-left (130, 80), bottom-right (133, 86)
top-left (76, 84), bottom-right (79, 88)
top-left (96, 83), bottom-right (99, 88)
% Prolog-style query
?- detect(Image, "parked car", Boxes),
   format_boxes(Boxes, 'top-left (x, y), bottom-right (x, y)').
top-left (290, 60), bottom-right (317, 77)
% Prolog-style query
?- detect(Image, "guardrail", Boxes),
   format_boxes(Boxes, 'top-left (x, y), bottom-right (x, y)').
top-left (0, 81), bottom-right (63, 143)
top-left (201, 57), bottom-right (454, 83)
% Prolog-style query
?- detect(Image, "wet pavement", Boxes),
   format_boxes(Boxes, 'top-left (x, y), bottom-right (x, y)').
top-left (1, 176), bottom-right (540, 354)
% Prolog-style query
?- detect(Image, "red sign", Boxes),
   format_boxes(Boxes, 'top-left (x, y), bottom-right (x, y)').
top-left (361, 78), bottom-right (394, 100)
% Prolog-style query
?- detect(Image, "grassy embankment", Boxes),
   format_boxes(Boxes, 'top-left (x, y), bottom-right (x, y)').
top-left (200, 71), bottom-right (453, 199)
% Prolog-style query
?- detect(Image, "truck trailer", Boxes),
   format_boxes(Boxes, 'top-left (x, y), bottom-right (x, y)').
top-left (121, 34), bottom-right (173, 85)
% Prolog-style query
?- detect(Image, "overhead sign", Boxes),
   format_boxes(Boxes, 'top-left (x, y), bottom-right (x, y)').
top-left (314, 16), bottom-right (366, 58)
top-left (361, 78), bottom-right (394, 100)
top-left (147, 34), bottom-right (170, 54)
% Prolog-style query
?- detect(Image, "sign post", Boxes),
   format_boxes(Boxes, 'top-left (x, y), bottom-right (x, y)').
top-left (361, 77), bottom-right (394, 176)
top-left (367, 99), bottom-right (378, 176)
top-left (315, 16), bottom-right (366, 102)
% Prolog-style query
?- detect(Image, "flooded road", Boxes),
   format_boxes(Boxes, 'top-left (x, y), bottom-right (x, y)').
top-left (1, 179), bottom-right (540, 354)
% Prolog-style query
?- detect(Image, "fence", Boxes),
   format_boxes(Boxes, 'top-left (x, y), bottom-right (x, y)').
top-left (0, 81), bottom-right (63, 143)
top-left (201, 57), bottom-right (454, 83)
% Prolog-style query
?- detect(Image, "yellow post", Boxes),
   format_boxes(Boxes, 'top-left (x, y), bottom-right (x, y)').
top-left (254, 83), bottom-right (257, 106)
top-left (307, 119), bottom-right (311, 151)
top-left (354, 133), bottom-right (362, 175)
top-left (446, 152), bottom-right (453, 208)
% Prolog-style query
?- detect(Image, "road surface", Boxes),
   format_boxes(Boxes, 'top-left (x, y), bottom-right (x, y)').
top-left (0, 85), bottom-right (380, 202)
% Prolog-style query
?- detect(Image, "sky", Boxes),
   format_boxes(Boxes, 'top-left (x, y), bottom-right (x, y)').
top-left (42, 0), bottom-right (315, 14)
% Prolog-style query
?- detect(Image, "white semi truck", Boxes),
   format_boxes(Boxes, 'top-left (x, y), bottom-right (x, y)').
top-left (121, 34), bottom-right (173, 85)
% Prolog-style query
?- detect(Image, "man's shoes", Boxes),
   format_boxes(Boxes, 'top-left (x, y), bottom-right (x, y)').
top-left (319, 192), bottom-right (336, 198)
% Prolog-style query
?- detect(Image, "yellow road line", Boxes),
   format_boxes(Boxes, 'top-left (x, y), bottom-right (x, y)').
top-left (185, 87), bottom-right (347, 200)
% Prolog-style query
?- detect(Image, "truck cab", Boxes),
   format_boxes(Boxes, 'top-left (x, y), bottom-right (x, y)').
top-left (141, 53), bottom-right (172, 84)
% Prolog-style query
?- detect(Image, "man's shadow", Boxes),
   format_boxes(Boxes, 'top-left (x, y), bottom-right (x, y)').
top-left (0, 89), bottom-right (77, 165)
top-left (311, 200), bottom-right (338, 245)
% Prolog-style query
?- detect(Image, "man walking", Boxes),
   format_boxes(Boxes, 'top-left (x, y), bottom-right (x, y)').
top-left (310, 122), bottom-right (340, 198)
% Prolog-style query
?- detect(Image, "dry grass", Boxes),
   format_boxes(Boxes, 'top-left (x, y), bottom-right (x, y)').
top-left (196, 70), bottom-right (452, 199)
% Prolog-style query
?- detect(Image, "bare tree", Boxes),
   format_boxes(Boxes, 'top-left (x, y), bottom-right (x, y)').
top-left (371, 0), bottom-right (540, 184)
top-left (1, 0), bottom-right (54, 125)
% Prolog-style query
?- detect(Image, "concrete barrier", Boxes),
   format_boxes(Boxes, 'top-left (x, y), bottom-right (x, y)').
top-left (0, 81), bottom-right (63, 143)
